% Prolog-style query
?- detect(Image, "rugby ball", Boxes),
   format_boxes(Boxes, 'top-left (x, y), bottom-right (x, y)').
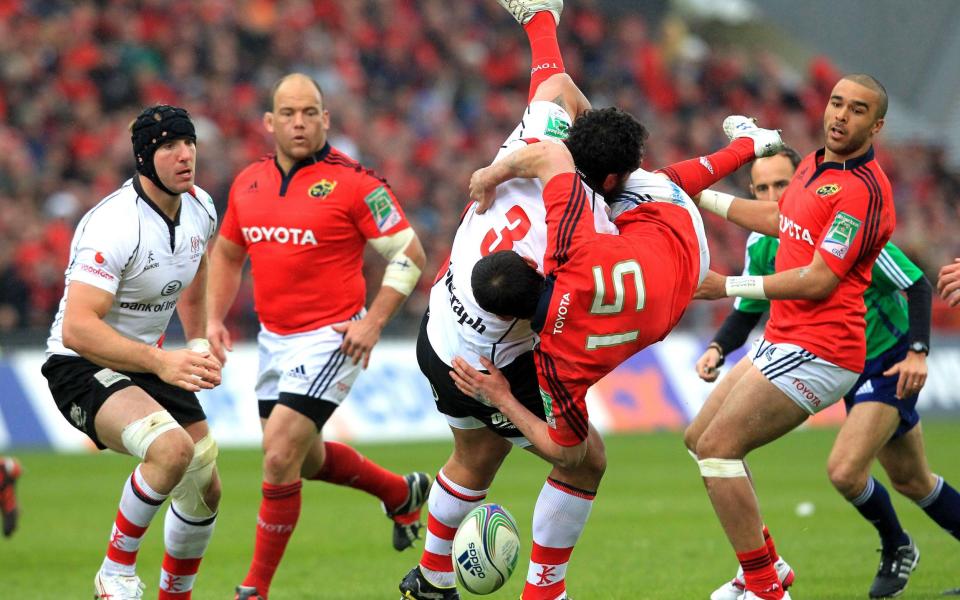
top-left (452, 503), bottom-right (521, 595)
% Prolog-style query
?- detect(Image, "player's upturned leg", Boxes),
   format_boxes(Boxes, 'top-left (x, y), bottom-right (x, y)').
top-left (400, 470), bottom-right (486, 600)
top-left (306, 440), bottom-right (429, 550)
top-left (501, 0), bottom-right (566, 102)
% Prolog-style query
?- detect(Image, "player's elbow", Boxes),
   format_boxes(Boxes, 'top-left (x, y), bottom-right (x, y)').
top-left (803, 276), bottom-right (839, 300)
top-left (61, 318), bottom-right (87, 354)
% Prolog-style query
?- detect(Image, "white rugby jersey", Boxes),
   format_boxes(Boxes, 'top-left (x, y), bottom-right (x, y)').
top-left (46, 178), bottom-right (217, 357)
top-left (609, 168), bottom-right (710, 284)
top-left (427, 101), bottom-right (618, 369)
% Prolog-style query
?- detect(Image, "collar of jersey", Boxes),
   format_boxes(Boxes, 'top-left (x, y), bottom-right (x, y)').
top-left (808, 145), bottom-right (875, 185)
top-left (273, 142), bottom-right (331, 178)
top-left (530, 274), bottom-right (557, 334)
top-left (132, 175), bottom-right (181, 228)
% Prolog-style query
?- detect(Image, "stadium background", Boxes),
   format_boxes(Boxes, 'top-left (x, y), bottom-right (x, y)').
top-left (1, 1), bottom-right (959, 598)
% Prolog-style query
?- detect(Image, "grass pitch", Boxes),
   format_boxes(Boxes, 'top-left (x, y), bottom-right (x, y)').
top-left (3, 423), bottom-right (959, 599)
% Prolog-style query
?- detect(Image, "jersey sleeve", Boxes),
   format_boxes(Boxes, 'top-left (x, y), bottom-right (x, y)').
top-left (816, 185), bottom-right (886, 278)
top-left (871, 242), bottom-right (923, 293)
top-left (68, 210), bottom-right (133, 295)
top-left (351, 173), bottom-right (410, 240)
top-left (541, 172), bottom-right (599, 273)
top-left (734, 234), bottom-right (777, 313)
top-left (534, 347), bottom-right (590, 447)
top-left (496, 101), bottom-right (572, 161)
top-left (219, 181), bottom-right (246, 246)
top-left (193, 186), bottom-right (219, 241)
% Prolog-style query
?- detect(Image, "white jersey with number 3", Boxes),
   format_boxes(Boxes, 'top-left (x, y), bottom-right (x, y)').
top-left (427, 102), bottom-right (617, 369)
top-left (46, 178), bottom-right (217, 357)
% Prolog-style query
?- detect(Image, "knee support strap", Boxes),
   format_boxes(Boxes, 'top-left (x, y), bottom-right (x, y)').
top-left (171, 434), bottom-right (219, 519)
top-left (121, 410), bottom-right (179, 460)
top-left (698, 457), bottom-right (748, 478)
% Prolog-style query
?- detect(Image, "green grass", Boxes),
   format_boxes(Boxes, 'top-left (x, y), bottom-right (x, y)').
top-left (3, 423), bottom-right (959, 598)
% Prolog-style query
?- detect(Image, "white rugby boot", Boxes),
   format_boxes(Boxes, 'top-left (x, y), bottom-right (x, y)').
top-left (497, 0), bottom-right (563, 26)
top-left (711, 557), bottom-right (795, 600)
top-left (722, 115), bottom-right (784, 158)
top-left (94, 568), bottom-right (145, 599)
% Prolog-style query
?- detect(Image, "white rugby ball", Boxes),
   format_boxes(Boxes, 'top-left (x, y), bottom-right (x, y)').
top-left (452, 503), bottom-right (521, 595)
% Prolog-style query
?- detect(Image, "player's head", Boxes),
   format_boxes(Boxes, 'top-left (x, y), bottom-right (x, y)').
top-left (131, 105), bottom-right (197, 197)
top-left (823, 74), bottom-right (887, 160)
top-left (472, 251), bottom-right (544, 320)
top-left (749, 146), bottom-right (801, 203)
top-left (565, 107), bottom-right (648, 197)
top-left (265, 73), bottom-right (330, 167)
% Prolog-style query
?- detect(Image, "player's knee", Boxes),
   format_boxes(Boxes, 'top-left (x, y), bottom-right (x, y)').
top-left (889, 471), bottom-right (933, 501)
top-left (127, 412), bottom-right (193, 478)
top-left (682, 424), bottom-right (701, 454)
top-left (262, 444), bottom-right (301, 482)
top-left (171, 435), bottom-right (219, 518)
top-left (826, 458), bottom-right (868, 498)
top-left (694, 430), bottom-right (741, 461)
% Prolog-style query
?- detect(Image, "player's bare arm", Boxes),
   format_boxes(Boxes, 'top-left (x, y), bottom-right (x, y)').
top-left (206, 236), bottom-right (249, 364)
top-left (696, 189), bottom-right (780, 237)
top-left (530, 73), bottom-right (590, 120)
top-left (471, 141), bottom-right (575, 213)
top-left (450, 356), bottom-right (587, 470)
top-left (176, 253), bottom-right (220, 364)
top-left (696, 251), bottom-right (839, 301)
top-left (937, 258), bottom-right (960, 306)
top-left (62, 281), bottom-right (221, 392)
top-left (334, 228), bottom-right (426, 369)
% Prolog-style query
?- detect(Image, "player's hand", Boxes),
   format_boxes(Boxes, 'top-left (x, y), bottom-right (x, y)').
top-left (937, 258), bottom-right (960, 306)
top-left (450, 356), bottom-right (512, 408)
top-left (333, 317), bottom-right (381, 369)
top-left (206, 319), bottom-right (233, 365)
top-left (469, 166), bottom-right (498, 214)
top-left (157, 348), bottom-right (222, 392)
top-left (694, 270), bottom-right (727, 300)
top-left (883, 350), bottom-right (928, 399)
top-left (695, 348), bottom-right (722, 382)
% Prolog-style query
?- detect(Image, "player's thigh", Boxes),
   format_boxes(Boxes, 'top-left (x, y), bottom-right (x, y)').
top-left (877, 422), bottom-right (937, 499)
top-left (262, 404), bottom-right (320, 469)
top-left (685, 354), bottom-right (753, 451)
top-left (696, 364), bottom-right (808, 459)
top-left (95, 386), bottom-right (177, 454)
top-left (827, 401), bottom-right (899, 477)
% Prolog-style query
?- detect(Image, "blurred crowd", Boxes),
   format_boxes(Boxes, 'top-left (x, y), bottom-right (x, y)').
top-left (2, 0), bottom-right (960, 344)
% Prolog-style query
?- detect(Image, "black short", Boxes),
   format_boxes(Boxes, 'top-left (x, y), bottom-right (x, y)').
top-left (258, 396), bottom-right (338, 430)
top-left (41, 355), bottom-right (206, 449)
top-left (417, 312), bottom-right (545, 439)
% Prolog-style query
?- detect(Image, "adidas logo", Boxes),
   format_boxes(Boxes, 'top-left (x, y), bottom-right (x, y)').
top-left (287, 364), bottom-right (308, 380)
top-left (857, 380), bottom-right (874, 396)
top-left (246, 180), bottom-right (259, 192)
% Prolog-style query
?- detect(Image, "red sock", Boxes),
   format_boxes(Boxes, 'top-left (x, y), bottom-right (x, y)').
top-left (242, 481), bottom-right (302, 597)
top-left (762, 525), bottom-right (780, 562)
top-left (309, 441), bottom-right (408, 516)
top-left (523, 543), bottom-right (574, 600)
top-left (737, 545), bottom-right (783, 599)
top-left (158, 556), bottom-right (201, 599)
top-left (524, 12), bottom-right (565, 102)
top-left (656, 138), bottom-right (755, 197)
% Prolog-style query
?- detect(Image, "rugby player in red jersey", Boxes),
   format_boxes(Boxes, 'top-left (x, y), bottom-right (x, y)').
top-left (206, 73), bottom-right (429, 600)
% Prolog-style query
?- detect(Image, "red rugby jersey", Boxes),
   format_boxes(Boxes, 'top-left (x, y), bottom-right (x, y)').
top-left (765, 147), bottom-right (895, 371)
top-left (533, 173), bottom-right (701, 446)
top-left (220, 144), bottom-right (410, 334)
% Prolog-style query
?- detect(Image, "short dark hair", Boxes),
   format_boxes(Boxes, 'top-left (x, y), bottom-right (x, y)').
top-left (778, 145), bottom-right (803, 169)
top-left (842, 73), bottom-right (888, 119)
top-left (471, 251), bottom-right (544, 320)
top-left (565, 107), bottom-right (648, 191)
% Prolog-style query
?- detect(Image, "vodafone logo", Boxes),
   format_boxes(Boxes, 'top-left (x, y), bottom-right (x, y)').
top-left (95, 252), bottom-right (105, 264)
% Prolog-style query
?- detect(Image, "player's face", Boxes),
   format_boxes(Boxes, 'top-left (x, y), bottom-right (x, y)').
top-left (153, 138), bottom-right (197, 195)
top-left (822, 79), bottom-right (884, 160)
top-left (749, 154), bottom-right (795, 203)
top-left (265, 78), bottom-right (330, 166)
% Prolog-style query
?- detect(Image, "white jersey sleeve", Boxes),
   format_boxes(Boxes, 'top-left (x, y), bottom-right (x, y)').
top-left (609, 168), bottom-right (710, 284)
top-left (427, 102), bottom-right (618, 369)
top-left (65, 196), bottom-right (135, 295)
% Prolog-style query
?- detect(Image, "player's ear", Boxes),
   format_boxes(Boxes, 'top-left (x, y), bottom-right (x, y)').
top-left (870, 116), bottom-right (884, 137)
top-left (263, 111), bottom-right (275, 134)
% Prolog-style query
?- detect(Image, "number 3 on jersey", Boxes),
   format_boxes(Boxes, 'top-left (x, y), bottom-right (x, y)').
top-left (480, 205), bottom-right (532, 256)
top-left (587, 259), bottom-right (645, 350)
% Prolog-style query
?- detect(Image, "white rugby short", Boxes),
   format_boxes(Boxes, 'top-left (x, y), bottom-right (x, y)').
top-left (749, 336), bottom-right (859, 414)
top-left (255, 311), bottom-right (365, 404)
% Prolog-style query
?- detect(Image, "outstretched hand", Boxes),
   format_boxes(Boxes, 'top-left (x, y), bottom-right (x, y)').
top-left (883, 351), bottom-right (928, 400)
top-left (469, 166), bottom-right (498, 214)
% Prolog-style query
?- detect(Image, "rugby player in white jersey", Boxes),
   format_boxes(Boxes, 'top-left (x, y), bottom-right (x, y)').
top-left (41, 106), bottom-right (222, 600)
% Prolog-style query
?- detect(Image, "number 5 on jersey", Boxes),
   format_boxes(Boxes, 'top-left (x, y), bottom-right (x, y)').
top-left (587, 259), bottom-right (645, 350)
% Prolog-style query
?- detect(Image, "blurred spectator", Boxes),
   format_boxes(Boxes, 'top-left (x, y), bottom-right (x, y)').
top-left (2, 0), bottom-right (959, 343)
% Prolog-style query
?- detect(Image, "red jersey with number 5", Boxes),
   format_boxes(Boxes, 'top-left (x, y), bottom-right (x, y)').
top-left (220, 143), bottom-right (410, 334)
top-left (764, 147), bottom-right (895, 371)
top-left (534, 173), bottom-right (702, 446)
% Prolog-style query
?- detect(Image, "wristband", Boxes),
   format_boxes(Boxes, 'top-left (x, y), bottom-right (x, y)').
top-left (187, 338), bottom-right (210, 353)
top-left (699, 190), bottom-right (734, 219)
top-left (725, 276), bottom-right (766, 299)
top-left (707, 342), bottom-right (726, 367)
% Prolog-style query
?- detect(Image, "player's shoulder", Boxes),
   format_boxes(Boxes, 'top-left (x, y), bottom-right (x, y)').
top-left (183, 184), bottom-right (217, 222)
top-left (84, 179), bottom-right (140, 225)
top-left (233, 155), bottom-right (274, 183)
top-left (322, 145), bottom-right (389, 186)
